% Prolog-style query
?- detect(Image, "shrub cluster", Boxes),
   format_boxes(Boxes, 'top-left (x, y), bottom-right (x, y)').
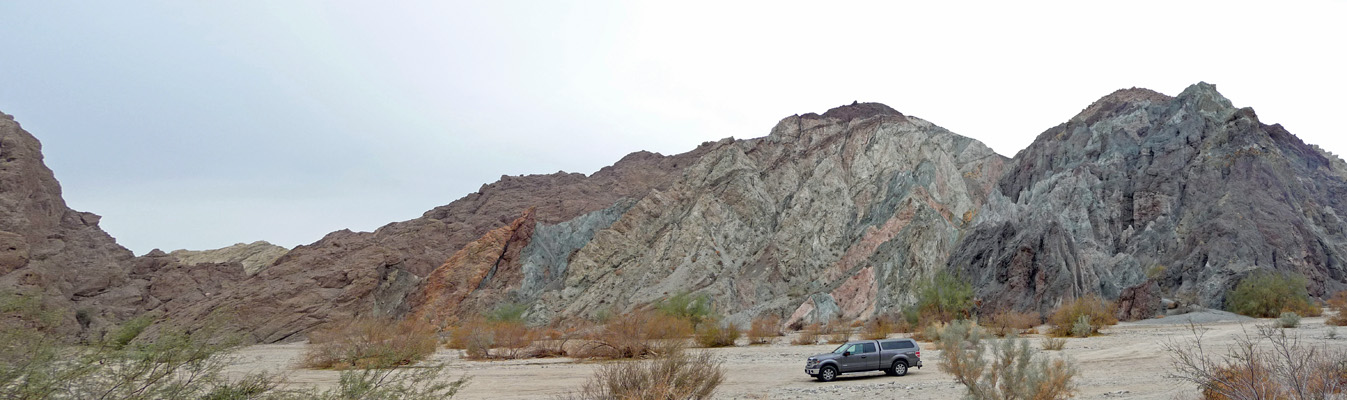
top-left (936, 320), bottom-right (1078, 400)
top-left (1225, 271), bottom-right (1321, 318)
top-left (1325, 291), bottom-right (1347, 326)
top-left (579, 310), bottom-right (689, 359)
top-left (791, 323), bottom-right (822, 345)
top-left (861, 315), bottom-right (902, 340)
top-left (1168, 323), bottom-right (1346, 400)
top-left (746, 315), bottom-right (781, 344)
top-left (1, 291), bottom-right (469, 399)
top-left (562, 346), bottom-right (725, 400)
top-left (1276, 312), bottom-right (1302, 329)
top-left (984, 310), bottom-right (1040, 337)
top-left (906, 271), bottom-right (975, 325)
top-left (693, 320), bottom-right (741, 348)
top-left (1048, 296), bottom-right (1117, 337)
top-left (305, 317), bottom-right (439, 369)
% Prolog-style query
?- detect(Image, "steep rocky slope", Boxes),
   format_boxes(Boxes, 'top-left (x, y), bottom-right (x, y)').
top-left (154, 145), bottom-right (713, 342)
top-left (950, 83), bottom-right (1347, 315)
top-left (169, 241), bottom-right (287, 275)
top-left (0, 111), bottom-right (258, 340)
top-left (409, 103), bottom-right (1007, 327)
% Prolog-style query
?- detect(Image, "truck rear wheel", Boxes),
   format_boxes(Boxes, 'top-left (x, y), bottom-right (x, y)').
top-left (890, 360), bottom-right (908, 377)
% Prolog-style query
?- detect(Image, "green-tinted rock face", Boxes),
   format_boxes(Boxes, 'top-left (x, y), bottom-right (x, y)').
top-left (952, 83), bottom-right (1347, 314)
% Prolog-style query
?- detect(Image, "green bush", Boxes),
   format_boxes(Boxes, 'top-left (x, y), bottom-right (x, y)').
top-left (1070, 315), bottom-right (1093, 338)
top-left (908, 271), bottom-right (975, 324)
top-left (1048, 296), bottom-right (1116, 337)
top-left (1276, 312), bottom-right (1301, 329)
top-left (1226, 271), bottom-right (1319, 318)
top-left (655, 292), bottom-right (714, 329)
top-left (694, 320), bottom-right (741, 348)
top-left (937, 320), bottom-right (1077, 399)
top-left (486, 302), bottom-right (529, 323)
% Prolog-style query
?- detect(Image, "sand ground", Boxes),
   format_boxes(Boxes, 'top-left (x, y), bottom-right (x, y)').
top-left (223, 313), bottom-right (1343, 399)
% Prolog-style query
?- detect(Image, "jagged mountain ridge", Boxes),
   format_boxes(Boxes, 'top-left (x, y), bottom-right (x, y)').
top-left (4, 82), bottom-right (1346, 343)
top-left (952, 83), bottom-right (1347, 314)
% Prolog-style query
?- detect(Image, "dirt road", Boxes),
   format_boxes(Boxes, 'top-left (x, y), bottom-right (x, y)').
top-left (224, 314), bottom-right (1342, 399)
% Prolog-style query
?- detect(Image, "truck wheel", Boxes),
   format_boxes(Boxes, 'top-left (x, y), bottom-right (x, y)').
top-left (817, 365), bottom-right (838, 382)
top-left (890, 360), bottom-right (908, 377)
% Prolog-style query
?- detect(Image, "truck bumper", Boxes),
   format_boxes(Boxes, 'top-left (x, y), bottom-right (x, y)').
top-left (805, 368), bottom-right (820, 376)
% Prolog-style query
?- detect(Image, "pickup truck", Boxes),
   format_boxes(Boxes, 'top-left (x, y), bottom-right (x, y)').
top-left (804, 338), bottom-right (922, 382)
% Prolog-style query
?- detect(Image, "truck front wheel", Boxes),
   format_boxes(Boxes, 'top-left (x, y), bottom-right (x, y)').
top-left (817, 365), bottom-right (838, 382)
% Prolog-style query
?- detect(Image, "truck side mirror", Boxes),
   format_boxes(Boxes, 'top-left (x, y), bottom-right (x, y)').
top-left (843, 351), bottom-right (851, 357)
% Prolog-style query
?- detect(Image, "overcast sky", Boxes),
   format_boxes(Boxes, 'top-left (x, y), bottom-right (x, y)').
top-left (1, 1), bottom-right (1343, 254)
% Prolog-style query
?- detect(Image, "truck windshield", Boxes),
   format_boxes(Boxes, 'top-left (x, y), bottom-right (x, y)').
top-left (831, 344), bottom-right (853, 354)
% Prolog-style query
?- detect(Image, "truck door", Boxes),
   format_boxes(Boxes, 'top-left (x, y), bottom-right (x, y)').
top-left (841, 343), bottom-right (878, 372)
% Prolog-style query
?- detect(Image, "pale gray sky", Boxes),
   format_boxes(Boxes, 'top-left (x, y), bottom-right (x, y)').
top-left (1, 1), bottom-right (1343, 254)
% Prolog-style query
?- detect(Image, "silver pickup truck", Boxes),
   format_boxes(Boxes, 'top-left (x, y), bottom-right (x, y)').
top-left (804, 338), bottom-right (922, 382)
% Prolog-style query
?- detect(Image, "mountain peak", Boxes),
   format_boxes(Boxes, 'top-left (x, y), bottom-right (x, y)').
top-left (1177, 81), bottom-right (1235, 117)
top-left (803, 101), bottom-right (904, 122)
top-left (1072, 87), bottom-right (1173, 124)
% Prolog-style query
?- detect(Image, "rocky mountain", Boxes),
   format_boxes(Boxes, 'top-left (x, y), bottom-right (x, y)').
top-left (7, 82), bottom-right (1346, 343)
top-left (169, 241), bottom-right (288, 275)
top-left (951, 83), bottom-right (1347, 315)
top-left (150, 145), bottom-right (714, 343)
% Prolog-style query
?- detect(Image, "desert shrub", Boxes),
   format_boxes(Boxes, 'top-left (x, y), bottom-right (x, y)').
top-left (304, 316), bottom-right (440, 369)
top-left (910, 271), bottom-right (976, 324)
top-left (1048, 296), bottom-right (1117, 337)
top-left (861, 316), bottom-right (899, 340)
top-left (1070, 315), bottom-right (1093, 338)
top-left (314, 365), bottom-right (470, 400)
top-left (747, 315), bottom-right (781, 345)
top-left (579, 311), bottom-right (690, 359)
top-left (694, 320), bottom-right (740, 348)
top-left (913, 320), bottom-right (949, 342)
top-left (1147, 265), bottom-right (1169, 280)
top-left (655, 291), bottom-right (714, 329)
top-left (1167, 323), bottom-right (1347, 400)
top-left (984, 310), bottom-right (1040, 337)
top-left (937, 320), bottom-right (1078, 400)
top-left (823, 320), bottom-right (852, 344)
top-left (1041, 337), bottom-right (1067, 351)
top-left (562, 348), bottom-right (724, 400)
top-left (791, 323), bottom-right (821, 345)
top-left (106, 313), bottom-right (154, 349)
top-left (1326, 291), bottom-right (1347, 327)
top-left (1276, 312), bottom-right (1302, 329)
top-left (486, 302), bottom-right (529, 323)
top-left (1225, 270), bottom-right (1320, 318)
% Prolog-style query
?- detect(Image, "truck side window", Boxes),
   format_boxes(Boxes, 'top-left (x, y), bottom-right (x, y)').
top-left (898, 341), bottom-right (915, 349)
top-left (860, 343), bottom-right (876, 353)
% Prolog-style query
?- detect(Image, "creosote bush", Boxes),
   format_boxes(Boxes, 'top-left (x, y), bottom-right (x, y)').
top-left (906, 271), bottom-right (976, 325)
top-left (1041, 337), bottom-right (1067, 351)
top-left (579, 310), bottom-right (689, 359)
top-left (655, 291), bottom-right (714, 329)
top-left (1225, 271), bottom-right (1320, 318)
top-left (861, 315), bottom-right (900, 340)
top-left (561, 346), bottom-right (725, 400)
top-left (1167, 323), bottom-right (1346, 400)
top-left (694, 320), bottom-right (740, 348)
top-left (1324, 291), bottom-right (1347, 327)
top-left (1048, 296), bottom-right (1117, 337)
top-left (823, 320), bottom-right (852, 344)
top-left (791, 323), bottom-right (821, 346)
top-left (304, 316), bottom-right (440, 369)
top-left (1, 291), bottom-right (469, 399)
top-left (747, 315), bottom-right (781, 345)
top-left (936, 320), bottom-right (1078, 400)
top-left (1276, 312), bottom-right (1301, 329)
top-left (984, 310), bottom-right (1040, 337)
